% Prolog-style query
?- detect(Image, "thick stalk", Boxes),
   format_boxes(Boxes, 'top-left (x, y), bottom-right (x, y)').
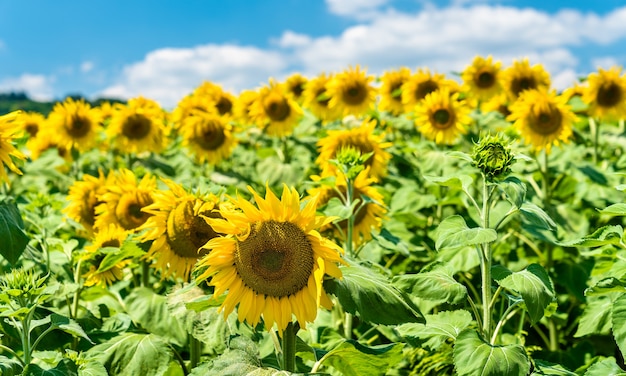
top-left (481, 179), bottom-right (493, 341)
top-left (282, 322), bottom-right (297, 373)
top-left (189, 335), bottom-right (202, 369)
top-left (141, 260), bottom-right (151, 288)
top-left (345, 177), bottom-right (354, 257)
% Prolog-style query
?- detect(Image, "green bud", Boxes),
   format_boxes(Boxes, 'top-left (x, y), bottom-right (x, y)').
top-left (471, 134), bottom-right (515, 180)
top-left (333, 145), bottom-right (368, 180)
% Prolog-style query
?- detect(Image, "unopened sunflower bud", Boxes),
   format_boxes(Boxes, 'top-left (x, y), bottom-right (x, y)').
top-left (333, 145), bottom-right (365, 180)
top-left (471, 134), bottom-right (515, 180)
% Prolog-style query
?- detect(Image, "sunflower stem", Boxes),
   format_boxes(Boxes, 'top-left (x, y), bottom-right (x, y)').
top-left (590, 117), bottom-right (600, 164)
top-left (344, 312), bottom-right (353, 339)
top-left (345, 177), bottom-right (355, 257)
top-left (189, 335), bottom-right (202, 370)
top-left (480, 177), bottom-right (494, 342)
top-left (282, 322), bottom-right (297, 372)
top-left (141, 260), bottom-right (151, 288)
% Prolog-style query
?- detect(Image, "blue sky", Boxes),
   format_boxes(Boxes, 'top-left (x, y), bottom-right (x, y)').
top-left (1, 0), bottom-right (626, 108)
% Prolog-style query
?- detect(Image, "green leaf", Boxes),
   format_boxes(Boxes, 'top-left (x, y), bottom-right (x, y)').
top-left (423, 174), bottom-right (473, 191)
top-left (23, 359), bottom-right (78, 376)
top-left (323, 262), bottom-right (424, 325)
top-left (396, 310), bottom-right (473, 350)
top-left (499, 176), bottom-right (527, 208)
top-left (323, 197), bottom-right (357, 221)
top-left (497, 264), bottom-right (556, 324)
top-left (583, 357), bottom-right (626, 376)
top-left (600, 203), bottom-right (626, 217)
top-left (532, 360), bottom-right (578, 375)
top-left (98, 240), bottom-right (146, 272)
top-left (49, 314), bottom-right (93, 344)
top-left (557, 225), bottom-right (623, 248)
top-left (453, 329), bottom-right (530, 376)
top-left (0, 200), bottom-right (29, 265)
top-left (393, 267), bottom-right (467, 304)
top-left (585, 278), bottom-right (626, 296)
top-left (611, 294), bottom-right (626, 360)
top-left (0, 355), bottom-right (23, 376)
top-left (434, 215), bottom-right (497, 251)
top-left (575, 295), bottom-right (614, 337)
top-left (124, 287), bottom-right (188, 347)
top-left (519, 202), bottom-right (557, 231)
top-left (320, 340), bottom-right (404, 376)
top-left (87, 333), bottom-right (174, 376)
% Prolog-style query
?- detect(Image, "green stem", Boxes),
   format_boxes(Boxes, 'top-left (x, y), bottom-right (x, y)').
top-left (548, 319), bottom-right (558, 351)
top-left (344, 312), bottom-right (353, 339)
top-left (590, 117), bottom-right (599, 164)
top-left (189, 335), bottom-right (202, 370)
top-left (282, 322), bottom-right (297, 373)
top-left (141, 260), bottom-right (151, 288)
top-left (345, 177), bottom-right (354, 258)
top-left (171, 346), bottom-right (189, 376)
top-left (490, 302), bottom-right (521, 344)
top-left (0, 344), bottom-right (25, 367)
top-left (481, 179), bottom-right (494, 341)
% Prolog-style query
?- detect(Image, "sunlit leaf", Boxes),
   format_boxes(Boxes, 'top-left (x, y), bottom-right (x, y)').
top-left (531, 359), bottom-right (578, 375)
top-left (0, 200), bottom-right (29, 265)
top-left (600, 203), bottom-right (626, 217)
top-left (557, 225), bottom-right (623, 248)
top-left (575, 295), bottom-right (614, 337)
top-left (392, 267), bottom-right (467, 304)
top-left (519, 202), bottom-right (557, 231)
top-left (434, 215), bottom-right (497, 251)
top-left (583, 357), bottom-right (626, 376)
top-left (611, 293), bottom-right (626, 361)
top-left (499, 176), bottom-right (527, 208)
top-left (497, 264), bottom-right (556, 324)
top-left (320, 340), bottom-right (404, 376)
top-left (396, 310), bottom-right (472, 350)
top-left (23, 358), bottom-right (78, 376)
top-left (423, 174), bottom-right (473, 191)
top-left (453, 329), bottom-right (529, 376)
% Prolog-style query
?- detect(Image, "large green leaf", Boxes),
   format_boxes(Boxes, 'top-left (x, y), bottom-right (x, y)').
top-left (583, 357), bottom-right (626, 376)
top-left (392, 267), bottom-right (467, 304)
top-left (124, 287), bottom-right (187, 347)
top-left (600, 203), bottom-right (626, 217)
top-left (575, 295), bottom-right (614, 337)
top-left (23, 359), bottom-right (78, 376)
top-left (531, 360), bottom-right (578, 375)
top-left (499, 176), bottom-right (527, 208)
top-left (0, 355), bottom-right (23, 376)
top-left (323, 263), bottom-right (424, 325)
top-left (49, 314), bottom-right (93, 344)
top-left (396, 310), bottom-right (473, 350)
top-left (611, 293), bottom-right (626, 360)
top-left (423, 174), bottom-right (473, 191)
top-left (320, 340), bottom-right (404, 376)
top-left (0, 200), bottom-right (29, 265)
top-left (497, 263), bottom-right (555, 324)
top-left (519, 202), bottom-right (557, 231)
top-left (585, 278), bottom-right (626, 296)
top-left (434, 215), bottom-right (497, 251)
top-left (88, 333), bottom-right (174, 376)
top-left (453, 329), bottom-right (530, 376)
top-left (557, 225), bottom-right (623, 248)
top-left (98, 240), bottom-right (146, 272)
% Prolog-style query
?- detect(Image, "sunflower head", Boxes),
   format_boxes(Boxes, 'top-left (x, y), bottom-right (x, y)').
top-left (63, 170), bottom-right (112, 234)
top-left (303, 73), bottom-right (342, 124)
top-left (582, 66), bottom-right (626, 121)
top-left (401, 68), bottom-right (455, 112)
top-left (502, 59), bottom-right (551, 101)
top-left (180, 112), bottom-right (237, 165)
top-left (327, 65), bottom-right (377, 117)
top-left (19, 111), bottom-right (45, 138)
top-left (82, 224), bottom-right (132, 287)
top-left (107, 97), bottom-right (167, 154)
top-left (195, 185), bottom-right (344, 334)
top-left (413, 89), bottom-right (472, 145)
top-left (284, 73), bottom-right (308, 103)
top-left (0, 111), bottom-right (26, 184)
top-left (378, 67), bottom-right (411, 115)
top-left (507, 88), bottom-right (576, 153)
top-left (47, 98), bottom-right (103, 152)
top-left (471, 134), bottom-right (515, 180)
top-left (249, 80), bottom-right (303, 136)
top-left (462, 56), bottom-right (503, 102)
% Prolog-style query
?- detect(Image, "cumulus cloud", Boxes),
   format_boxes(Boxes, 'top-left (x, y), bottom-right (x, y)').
top-left (80, 61), bottom-right (94, 73)
top-left (0, 74), bottom-right (55, 101)
top-left (99, 44), bottom-right (287, 108)
top-left (325, 0), bottom-right (391, 18)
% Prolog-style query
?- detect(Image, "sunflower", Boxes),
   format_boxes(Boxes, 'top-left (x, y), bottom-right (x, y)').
top-left (284, 73), bottom-right (308, 104)
top-left (582, 67), bottom-right (626, 121)
top-left (18, 111), bottom-right (45, 138)
top-left (82, 224), bottom-right (132, 287)
top-left (193, 82), bottom-right (236, 118)
top-left (316, 118), bottom-right (392, 181)
top-left (327, 65), bottom-right (377, 117)
top-left (47, 97), bottom-right (103, 152)
top-left (461, 56), bottom-right (503, 102)
top-left (94, 169), bottom-right (156, 232)
top-left (249, 80), bottom-right (303, 136)
top-left (302, 73), bottom-right (342, 124)
top-left (501, 58), bottom-right (551, 101)
top-left (507, 88), bottom-right (576, 152)
top-left (0, 111), bottom-right (26, 184)
top-left (107, 97), bottom-right (167, 154)
top-left (233, 89), bottom-right (259, 128)
top-left (172, 94), bottom-right (214, 129)
top-left (413, 89), bottom-right (473, 145)
top-left (63, 169), bottom-right (113, 235)
top-left (308, 168), bottom-right (386, 244)
top-left (179, 112), bottom-right (237, 165)
top-left (195, 185), bottom-right (344, 334)
top-left (139, 179), bottom-right (224, 281)
top-left (26, 128), bottom-right (73, 165)
top-left (401, 68), bottom-right (456, 113)
top-left (378, 67), bottom-right (411, 116)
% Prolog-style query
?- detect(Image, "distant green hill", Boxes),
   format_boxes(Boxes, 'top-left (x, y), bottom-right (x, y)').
top-left (0, 92), bottom-right (125, 116)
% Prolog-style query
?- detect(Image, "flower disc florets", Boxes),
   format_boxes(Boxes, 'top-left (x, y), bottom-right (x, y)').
top-left (471, 134), bottom-right (515, 180)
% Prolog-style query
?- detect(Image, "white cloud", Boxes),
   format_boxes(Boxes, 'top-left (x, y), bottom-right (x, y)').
top-left (99, 44), bottom-right (287, 108)
top-left (325, 0), bottom-right (391, 18)
top-left (590, 56), bottom-right (621, 70)
top-left (80, 61), bottom-right (94, 73)
top-left (0, 74), bottom-right (55, 101)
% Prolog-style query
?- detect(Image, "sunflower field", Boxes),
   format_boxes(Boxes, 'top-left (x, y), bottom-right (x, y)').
top-left (1, 57), bottom-right (626, 376)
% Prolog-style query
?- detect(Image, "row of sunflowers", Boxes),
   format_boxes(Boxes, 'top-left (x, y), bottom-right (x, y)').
top-left (0, 56), bottom-right (626, 375)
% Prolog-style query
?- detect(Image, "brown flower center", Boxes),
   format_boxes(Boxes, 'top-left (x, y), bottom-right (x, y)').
top-left (476, 70), bottom-right (496, 89)
top-left (195, 121), bottom-right (226, 151)
top-left (67, 116), bottom-right (92, 138)
top-left (25, 123), bottom-right (39, 137)
top-left (264, 95), bottom-right (291, 122)
top-left (115, 192), bottom-right (153, 230)
top-left (167, 201), bottom-right (222, 258)
top-left (342, 82), bottom-right (368, 106)
top-left (597, 82), bottom-right (622, 108)
top-left (529, 104), bottom-right (563, 135)
top-left (122, 114), bottom-right (152, 140)
top-left (510, 76), bottom-right (537, 98)
top-left (431, 108), bottom-right (456, 129)
top-left (215, 97), bottom-right (233, 116)
top-left (235, 220), bottom-right (314, 297)
top-left (415, 80), bottom-right (439, 101)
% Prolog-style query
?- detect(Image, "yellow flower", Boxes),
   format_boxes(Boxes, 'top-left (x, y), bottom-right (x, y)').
top-left (193, 81), bottom-right (236, 118)
top-left (95, 169), bottom-right (156, 232)
top-left (0, 111), bottom-right (26, 184)
top-left (26, 128), bottom-right (73, 165)
top-left (302, 73), bottom-right (342, 124)
top-left (582, 67), bottom-right (626, 121)
top-left (378, 67), bottom-right (411, 116)
top-left (82, 224), bottom-right (131, 287)
top-left (413, 89), bottom-right (473, 145)
top-left (47, 97), bottom-right (103, 152)
top-left (327, 65), bottom-right (377, 117)
top-left (63, 170), bottom-right (113, 235)
top-left (308, 168), bottom-right (386, 245)
top-left (18, 111), bottom-right (45, 138)
top-left (233, 89), bottom-right (259, 128)
top-left (284, 73), bottom-right (308, 104)
top-left (179, 112), bottom-right (237, 165)
top-left (140, 179), bottom-right (224, 281)
top-left (507, 88), bottom-right (576, 153)
top-left (195, 185), bottom-right (344, 334)
top-left (501, 58), bottom-right (551, 101)
top-left (461, 56), bottom-right (503, 102)
top-left (316, 118), bottom-right (392, 181)
top-left (249, 80), bottom-right (303, 136)
top-left (401, 68), bottom-right (456, 112)
top-left (107, 97), bottom-right (168, 154)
